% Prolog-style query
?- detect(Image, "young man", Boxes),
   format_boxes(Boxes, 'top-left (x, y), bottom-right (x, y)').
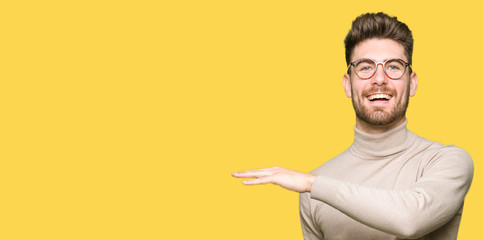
top-left (232, 12), bottom-right (474, 239)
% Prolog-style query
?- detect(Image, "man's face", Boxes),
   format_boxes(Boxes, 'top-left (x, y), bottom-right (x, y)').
top-left (343, 38), bottom-right (418, 130)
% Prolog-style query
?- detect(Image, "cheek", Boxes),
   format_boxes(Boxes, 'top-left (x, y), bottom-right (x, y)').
top-left (394, 82), bottom-right (410, 97)
top-left (351, 82), bottom-right (366, 96)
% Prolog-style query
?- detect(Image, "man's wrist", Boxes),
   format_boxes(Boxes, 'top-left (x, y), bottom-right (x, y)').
top-left (306, 174), bottom-right (317, 192)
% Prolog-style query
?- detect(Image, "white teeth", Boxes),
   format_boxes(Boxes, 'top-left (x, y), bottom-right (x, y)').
top-left (368, 93), bottom-right (392, 100)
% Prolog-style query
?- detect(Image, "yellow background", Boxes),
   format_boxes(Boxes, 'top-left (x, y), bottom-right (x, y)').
top-left (1, 0), bottom-right (482, 239)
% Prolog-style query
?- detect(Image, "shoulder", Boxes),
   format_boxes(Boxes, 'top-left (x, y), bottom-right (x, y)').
top-left (414, 133), bottom-right (472, 166)
top-left (427, 144), bottom-right (473, 170)
top-left (413, 134), bottom-right (474, 180)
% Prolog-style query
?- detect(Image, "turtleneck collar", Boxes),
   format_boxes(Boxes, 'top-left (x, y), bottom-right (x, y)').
top-left (349, 119), bottom-right (416, 159)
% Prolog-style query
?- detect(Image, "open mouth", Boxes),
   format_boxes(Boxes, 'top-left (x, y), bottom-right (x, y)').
top-left (367, 93), bottom-right (392, 102)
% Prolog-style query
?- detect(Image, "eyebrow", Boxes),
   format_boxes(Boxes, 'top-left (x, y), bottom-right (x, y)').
top-left (353, 58), bottom-right (408, 63)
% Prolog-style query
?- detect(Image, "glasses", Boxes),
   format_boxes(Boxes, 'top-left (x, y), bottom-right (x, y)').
top-left (348, 58), bottom-right (410, 80)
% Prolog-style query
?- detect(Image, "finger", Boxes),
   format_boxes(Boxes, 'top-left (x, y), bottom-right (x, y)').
top-left (232, 170), bottom-right (273, 178)
top-left (232, 169), bottom-right (273, 177)
top-left (242, 176), bottom-right (273, 185)
top-left (231, 166), bottom-right (283, 177)
top-left (233, 166), bottom-right (281, 174)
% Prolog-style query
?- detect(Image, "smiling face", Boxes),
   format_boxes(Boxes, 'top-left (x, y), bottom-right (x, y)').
top-left (343, 38), bottom-right (418, 133)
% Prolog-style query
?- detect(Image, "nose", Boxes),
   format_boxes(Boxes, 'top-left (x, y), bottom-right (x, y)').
top-left (372, 63), bottom-right (387, 85)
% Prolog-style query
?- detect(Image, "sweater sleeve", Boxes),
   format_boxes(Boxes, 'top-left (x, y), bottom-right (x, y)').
top-left (309, 147), bottom-right (474, 239)
top-left (300, 192), bottom-right (324, 240)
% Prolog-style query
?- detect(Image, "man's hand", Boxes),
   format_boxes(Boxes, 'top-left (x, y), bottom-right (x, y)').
top-left (232, 167), bottom-right (317, 193)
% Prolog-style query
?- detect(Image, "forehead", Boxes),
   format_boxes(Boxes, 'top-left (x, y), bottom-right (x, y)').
top-left (352, 38), bottom-right (406, 62)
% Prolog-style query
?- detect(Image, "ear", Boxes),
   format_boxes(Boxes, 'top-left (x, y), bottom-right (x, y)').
top-left (343, 73), bottom-right (352, 98)
top-left (409, 72), bottom-right (418, 97)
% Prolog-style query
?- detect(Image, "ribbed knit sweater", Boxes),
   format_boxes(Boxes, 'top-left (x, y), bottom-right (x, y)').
top-left (300, 120), bottom-right (473, 240)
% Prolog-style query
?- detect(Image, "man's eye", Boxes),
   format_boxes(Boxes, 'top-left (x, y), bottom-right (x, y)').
top-left (358, 65), bottom-right (373, 71)
top-left (387, 65), bottom-right (401, 70)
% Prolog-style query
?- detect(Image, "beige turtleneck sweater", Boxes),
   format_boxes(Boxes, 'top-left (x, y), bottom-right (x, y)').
top-left (300, 121), bottom-right (473, 240)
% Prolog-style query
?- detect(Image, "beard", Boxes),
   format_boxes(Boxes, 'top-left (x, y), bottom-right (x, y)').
top-left (351, 85), bottom-right (410, 126)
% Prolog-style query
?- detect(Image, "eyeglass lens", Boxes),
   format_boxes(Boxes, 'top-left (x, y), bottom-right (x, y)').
top-left (354, 59), bottom-right (406, 79)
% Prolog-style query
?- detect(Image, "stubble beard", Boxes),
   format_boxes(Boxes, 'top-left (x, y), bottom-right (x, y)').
top-left (352, 85), bottom-right (410, 126)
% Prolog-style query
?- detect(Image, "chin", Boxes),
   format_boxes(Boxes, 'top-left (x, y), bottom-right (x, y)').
top-left (365, 114), bottom-right (405, 126)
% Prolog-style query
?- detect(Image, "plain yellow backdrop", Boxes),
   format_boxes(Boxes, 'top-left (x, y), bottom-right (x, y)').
top-left (1, 0), bottom-right (482, 239)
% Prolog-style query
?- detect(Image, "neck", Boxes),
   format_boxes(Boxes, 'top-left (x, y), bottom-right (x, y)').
top-left (355, 117), bottom-right (406, 134)
top-left (351, 119), bottom-right (414, 159)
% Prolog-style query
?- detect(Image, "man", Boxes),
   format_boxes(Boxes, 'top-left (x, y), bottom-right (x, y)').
top-left (232, 12), bottom-right (473, 239)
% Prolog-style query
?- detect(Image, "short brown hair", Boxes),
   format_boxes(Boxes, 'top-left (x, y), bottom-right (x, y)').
top-left (344, 12), bottom-right (413, 66)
